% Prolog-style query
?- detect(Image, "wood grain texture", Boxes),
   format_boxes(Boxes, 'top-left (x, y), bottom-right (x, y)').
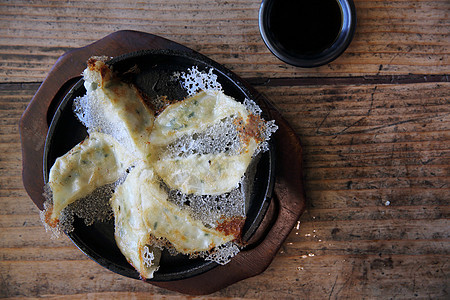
top-left (1, 0), bottom-right (449, 298)
top-left (0, 0), bottom-right (449, 82)
top-left (2, 80), bottom-right (449, 298)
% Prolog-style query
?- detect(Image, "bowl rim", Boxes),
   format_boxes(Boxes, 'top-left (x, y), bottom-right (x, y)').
top-left (258, 0), bottom-right (357, 68)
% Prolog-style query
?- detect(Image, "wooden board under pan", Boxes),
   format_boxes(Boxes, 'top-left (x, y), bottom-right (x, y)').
top-left (19, 30), bottom-right (306, 295)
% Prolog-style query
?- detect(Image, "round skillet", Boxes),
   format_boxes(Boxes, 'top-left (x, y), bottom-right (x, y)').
top-left (43, 49), bottom-right (276, 281)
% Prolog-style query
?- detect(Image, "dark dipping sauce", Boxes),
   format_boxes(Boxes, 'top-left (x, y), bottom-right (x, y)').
top-left (269, 0), bottom-right (343, 56)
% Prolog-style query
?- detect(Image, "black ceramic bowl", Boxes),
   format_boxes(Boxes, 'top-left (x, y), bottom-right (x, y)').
top-left (259, 0), bottom-right (356, 68)
top-left (43, 49), bottom-right (275, 281)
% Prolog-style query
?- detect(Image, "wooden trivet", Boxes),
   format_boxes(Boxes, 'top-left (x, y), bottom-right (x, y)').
top-left (19, 30), bottom-right (305, 295)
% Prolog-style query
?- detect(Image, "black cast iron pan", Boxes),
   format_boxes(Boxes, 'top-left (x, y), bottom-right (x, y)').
top-left (43, 49), bottom-right (276, 281)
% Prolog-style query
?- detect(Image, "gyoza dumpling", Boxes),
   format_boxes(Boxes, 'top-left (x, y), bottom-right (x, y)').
top-left (110, 164), bottom-right (161, 279)
top-left (113, 164), bottom-right (240, 256)
top-left (74, 57), bottom-right (155, 162)
top-left (45, 132), bottom-right (134, 225)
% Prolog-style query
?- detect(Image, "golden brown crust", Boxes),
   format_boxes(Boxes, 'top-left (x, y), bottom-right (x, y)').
top-left (43, 205), bottom-right (59, 228)
top-left (216, 216), bottom-right (246, 242)
top-left (86, 57), bottom-right (112, 88)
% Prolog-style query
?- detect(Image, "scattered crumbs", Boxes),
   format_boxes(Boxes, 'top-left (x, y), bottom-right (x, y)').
top-left (385, 200), bottom-right (391, 206)
top-left (287, 242), bottom-right (293, 245)
top-left (295, 232), bottom-right (299, 235)
top-left (328, 273), bottom-right (331, 276)
top-left (297, 266), bottom-right (304, 270)
top-left (295, 221), bottom-right (301, 230)
top-left (318, 239), bottom-right (322, 242)
top-left (305, 233), bottom-right (311, 237)
top-left (313, 229), bottom-right (316, 233)
top-left (301, 253), bottom-right (316, 258)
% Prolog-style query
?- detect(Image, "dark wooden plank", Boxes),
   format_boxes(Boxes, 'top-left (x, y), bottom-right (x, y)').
top-left (0, 0), bottom-right (448, 82)
top-left (1, 79), bottom-right (449, 298)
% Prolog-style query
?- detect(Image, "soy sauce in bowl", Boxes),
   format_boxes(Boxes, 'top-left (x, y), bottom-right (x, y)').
top-left (269, 0), bottom-right (342, 55)
top-left (259, 0), bottom-right (356, 68)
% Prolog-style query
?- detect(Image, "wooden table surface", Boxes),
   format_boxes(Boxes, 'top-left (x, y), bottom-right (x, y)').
top-left (1, 0), bottom-right (449, 299)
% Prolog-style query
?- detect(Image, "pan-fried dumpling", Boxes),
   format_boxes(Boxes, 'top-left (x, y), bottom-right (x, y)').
top-left (46, 132), bottom-right (133, 225)
top-left (110, 164), bottom-right (161, 279)
top-left (149, 90), bottom-right (248, 147)
top-left (154, 150), bottom-right (255, 195)
top-left (113, 165), bottom-right (239, 255)
top-left (74, 58), bottom-right (154, 162)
